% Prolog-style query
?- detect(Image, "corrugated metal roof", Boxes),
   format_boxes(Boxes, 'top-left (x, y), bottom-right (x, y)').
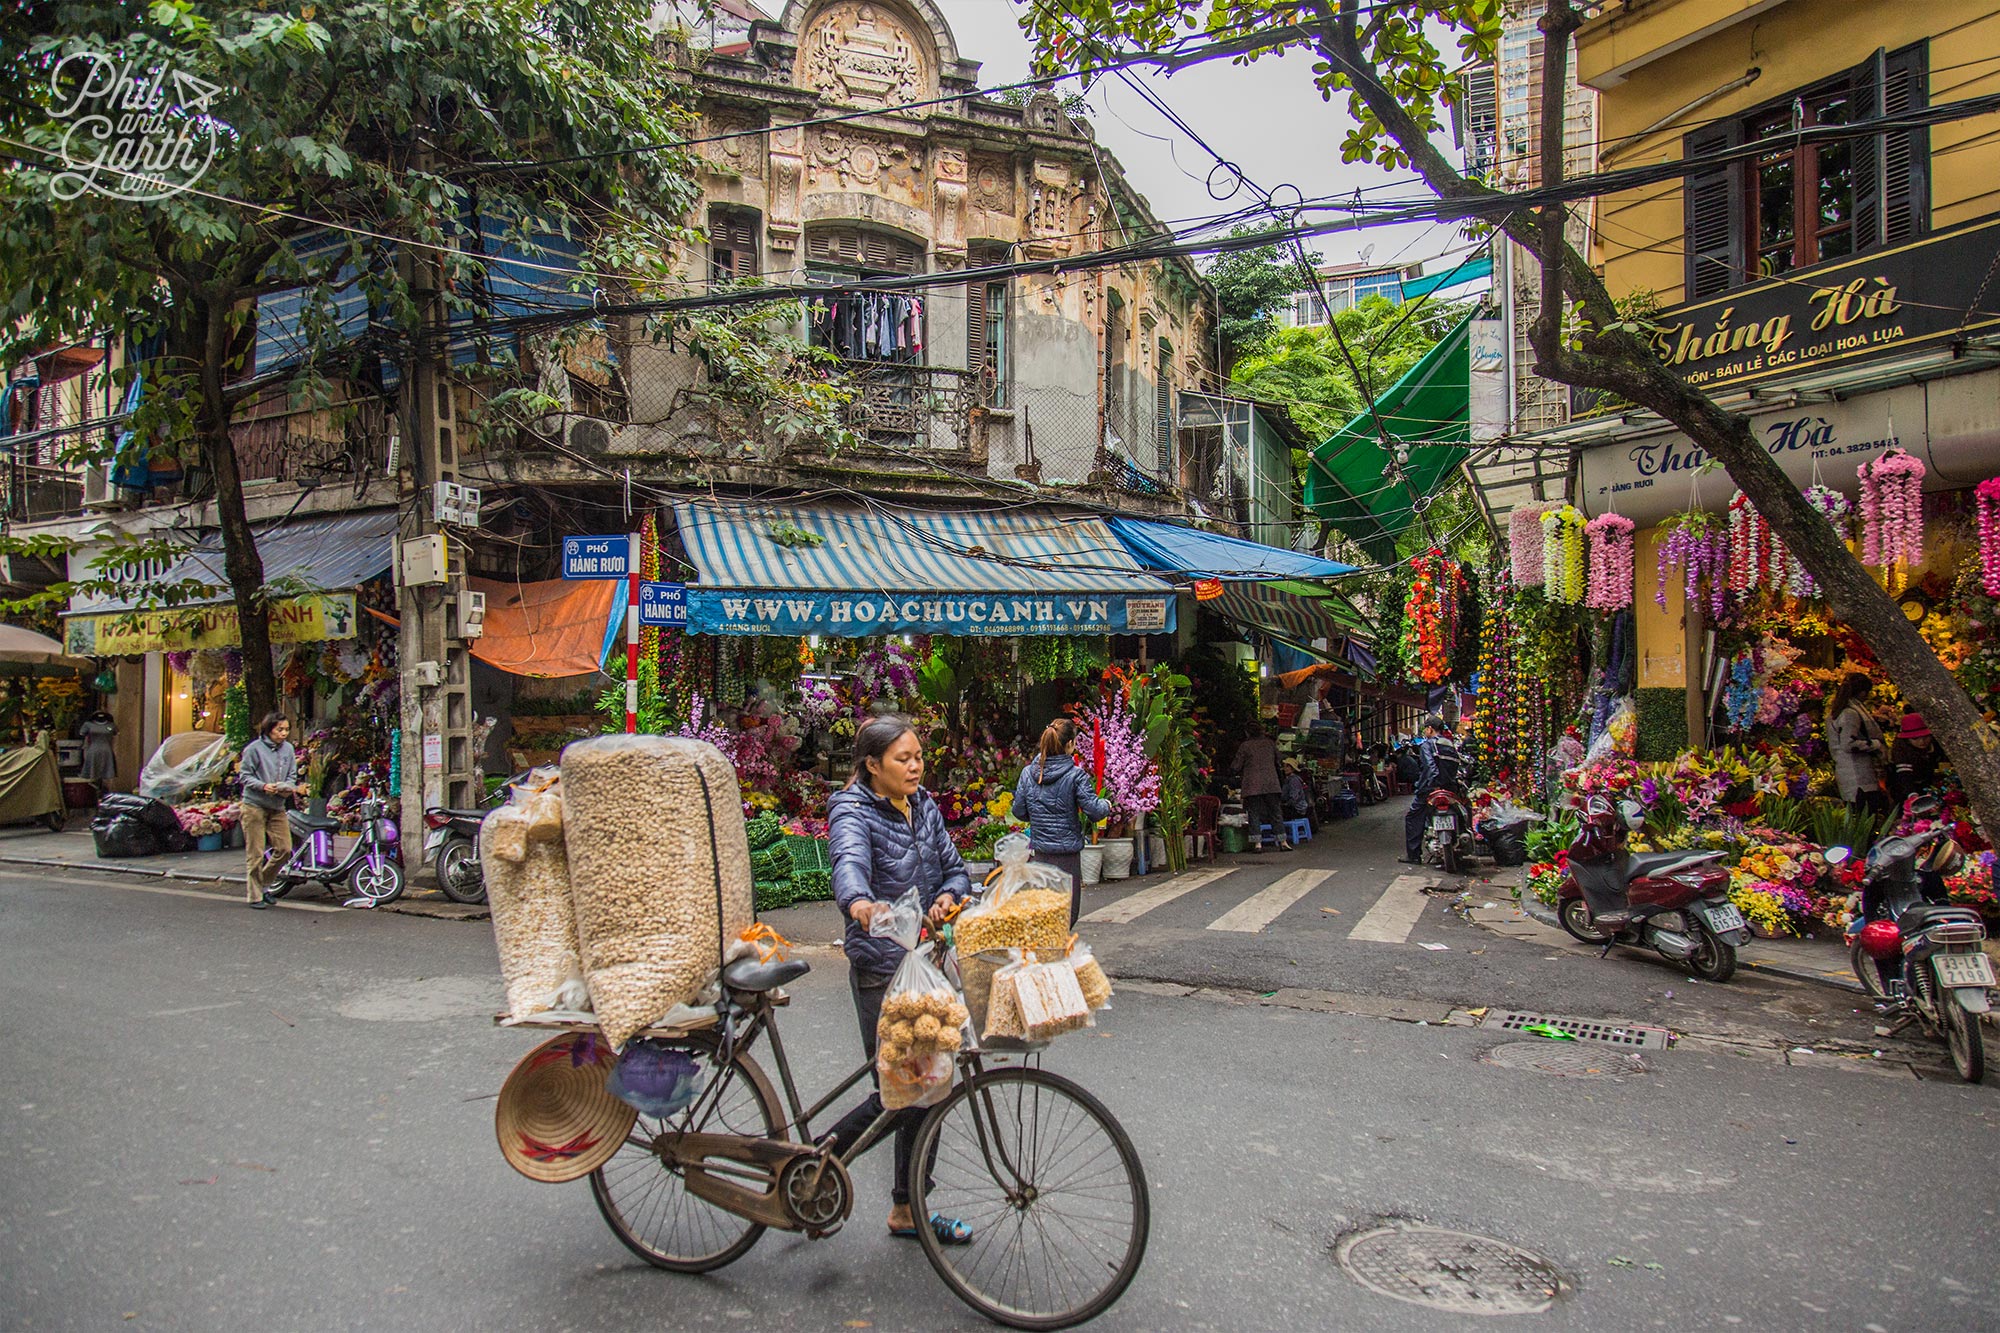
top-left (69, 510), bottom-right (396, 616)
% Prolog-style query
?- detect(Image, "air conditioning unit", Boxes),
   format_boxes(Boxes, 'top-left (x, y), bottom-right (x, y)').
top-left (566, 417), bottom-right (613, 454)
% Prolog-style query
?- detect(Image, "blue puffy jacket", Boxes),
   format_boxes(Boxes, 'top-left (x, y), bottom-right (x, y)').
top-left (829, 783), bottom-right (971, 978)
top-left (1012, 754), bottom-right (1112, 855)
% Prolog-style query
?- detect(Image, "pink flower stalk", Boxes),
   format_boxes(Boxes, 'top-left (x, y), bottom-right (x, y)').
top-left (1583, 513), bottom-right (1635, 610)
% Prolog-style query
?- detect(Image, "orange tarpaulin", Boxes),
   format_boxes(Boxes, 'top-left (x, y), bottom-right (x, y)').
top-left (469, 577), bottom-right (620, 677)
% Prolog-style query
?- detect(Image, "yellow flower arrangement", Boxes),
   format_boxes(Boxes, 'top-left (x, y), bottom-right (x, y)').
top-left (986, 790), bottom-right (1013, 821)
top-left (1729, 882), bottom-right (1790, 935)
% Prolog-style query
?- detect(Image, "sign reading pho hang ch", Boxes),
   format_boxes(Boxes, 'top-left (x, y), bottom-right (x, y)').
top-left (64, 592), bottom-right (359, 655)
top-left (1644, 215), bottom-right (2000, 395)
top-left (686, 590), bottom-right (1176, 637)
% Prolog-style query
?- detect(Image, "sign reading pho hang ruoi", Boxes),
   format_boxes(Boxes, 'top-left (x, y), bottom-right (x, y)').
top-left (1641, 216), bottom-right (2000, 395)
top-left (65, 593), bottom-right (359, 655)
top-left (686, 590), bottom-right (1175, 638)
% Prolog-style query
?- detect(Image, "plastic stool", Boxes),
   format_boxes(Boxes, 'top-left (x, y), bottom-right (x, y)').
top-left (1283, 817), bottom-right (1313, 845)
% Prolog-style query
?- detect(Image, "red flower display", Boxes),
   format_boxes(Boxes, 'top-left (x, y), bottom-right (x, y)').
top-left (1404, 551), bottom-right (1465, 684)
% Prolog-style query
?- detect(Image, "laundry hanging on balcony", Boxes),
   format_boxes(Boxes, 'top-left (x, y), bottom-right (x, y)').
top-left (809, 292), bottom-right (923, 362)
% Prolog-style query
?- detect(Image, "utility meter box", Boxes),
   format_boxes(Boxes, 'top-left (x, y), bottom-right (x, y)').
top-left (412, 660), bottom-right (444, 688)
top-left (399, 534), bottom-right (448, 587)
top-left (457, 589), bottom-right (487, 639)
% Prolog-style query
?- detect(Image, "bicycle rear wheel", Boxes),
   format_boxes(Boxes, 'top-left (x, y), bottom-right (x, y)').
top-left (588, 1034), bottom-right (785, 1273)
top-left (910, 1066), bottom-right (1149, 1331)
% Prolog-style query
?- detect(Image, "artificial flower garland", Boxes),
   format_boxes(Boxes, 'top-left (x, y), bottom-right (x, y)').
top-left (1583, 513), bottom-right (1635, 610)
top-left (1656, 510), bottom-right (1730, 619)
top-left (1788, 485), bottom-right (1852, 598)
top-left (1858, 447), bottom-right (1926, 572)
top-left (1541, 505), bottom-right (1587, 605)
top-left (1509, 501), bottom-right (1557, 587)
top-left (1977, 476), bottom-right (2000, 597)
top-left (1725, 491), bottom-right (1776, 593)
top-left (1404, 550), bottom-right (1464, 684)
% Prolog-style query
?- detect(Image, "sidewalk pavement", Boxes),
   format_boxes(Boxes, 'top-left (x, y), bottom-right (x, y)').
top-left (1463, 863), bottom-right (1865, 993)
top-left (0, 825), bottom-right (487, 920)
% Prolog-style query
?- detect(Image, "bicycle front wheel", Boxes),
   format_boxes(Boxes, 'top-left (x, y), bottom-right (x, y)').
top-left (588, 1034), bottom-right (785, 1273)
top-left (910, 1066), bottom-right (1149, 1331)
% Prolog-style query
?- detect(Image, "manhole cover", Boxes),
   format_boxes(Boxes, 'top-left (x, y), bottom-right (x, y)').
top-left (1486, 1041), bottom-right (1648, 1078)
top-left (1336, 1223), bottom-right (1563, 1314)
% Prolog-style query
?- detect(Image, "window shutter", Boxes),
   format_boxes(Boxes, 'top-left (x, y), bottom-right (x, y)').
top-left (965, 277), bottom-right (987, 370)
top-left (1882, 43), bottom-right (1929, 245)
top-left (1851, 49), bottom-right (1885, 251)
top-left (1683, 120), bottom-right (1745, 298)
top-left (709, 209), bottom-right (760, 279)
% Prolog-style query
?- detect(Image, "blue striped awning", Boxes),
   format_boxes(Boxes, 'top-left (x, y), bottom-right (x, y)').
top-left (67, 510), bottom-right (397, 617)
top-left (672, 501), bottom-right (1177, 638)
top-left (1209, 580), bottom-right (1369, 649)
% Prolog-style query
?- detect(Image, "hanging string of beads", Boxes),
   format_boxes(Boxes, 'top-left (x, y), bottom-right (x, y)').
top-left (1509, 501), bottom-right (1557, 587)
top-left (1977, 477), bottom-right (2000, 597)
top-left (1656, 511), bottom-right (1730, 619)
top-left (1404, 549), bottom-right (1464, 684)
top-left (1540, 505), bottom-right (1587, 604)
top-left (1858, 447), bottom-right (1926, 586)
top-left (1583, 513), bottom-right (1636, 610)
top-left (1788, 485), bottom-right (1852, 598)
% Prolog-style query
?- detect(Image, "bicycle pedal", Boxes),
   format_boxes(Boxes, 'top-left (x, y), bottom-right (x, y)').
top-left (805, 1221), bottom-right (844, 1240)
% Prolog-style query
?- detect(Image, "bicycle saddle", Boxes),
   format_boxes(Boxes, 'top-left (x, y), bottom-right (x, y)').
top-left (289, 812), bottom-right (341, 832)
top-left (722, 956), bottom-right (811, 992)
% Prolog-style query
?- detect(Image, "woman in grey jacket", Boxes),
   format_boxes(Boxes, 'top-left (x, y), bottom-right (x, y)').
top-left (1826, 672), bottom-right (1888, 816)
top-left (1013, 719), bottom-right (1112, 925)
top-left (823, 715), bottom-right (972, 1244)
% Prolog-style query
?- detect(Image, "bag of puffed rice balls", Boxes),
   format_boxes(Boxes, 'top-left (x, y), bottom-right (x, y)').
top-left (560, 735), bottom-right (754, 1049)
top-left (870, 889), bottom-right (966, 1110)
top-left (482, 800), bottom-right (589, 1021)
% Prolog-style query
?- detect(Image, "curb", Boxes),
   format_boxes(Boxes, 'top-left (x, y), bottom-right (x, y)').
top-left (0, 851), bottom-right (487, 919)
top-left (1496, 893), bottom-right (1866, 995)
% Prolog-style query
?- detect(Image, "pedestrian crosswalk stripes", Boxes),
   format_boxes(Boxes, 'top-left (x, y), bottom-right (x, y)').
top-left (1205, 869), bottom-right (1336, 933)
top-left (1080, 868), bottom-right (1234, 924)
top-left (1347, 874), bottom-right (1433, 944)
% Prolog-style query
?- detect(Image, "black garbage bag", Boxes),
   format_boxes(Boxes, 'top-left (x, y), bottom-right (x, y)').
top-left (93, 816), bottom-right (161, 859)
top-left (98, 792), bottom-right (184, 835)
top-left (1483, 820), bottom-right (1529, 867)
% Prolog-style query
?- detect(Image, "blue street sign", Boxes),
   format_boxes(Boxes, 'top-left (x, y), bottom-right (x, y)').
top-left (562, 534), bottom-right (631, 579)
top-left (639, 581), bottom-right (688, 627)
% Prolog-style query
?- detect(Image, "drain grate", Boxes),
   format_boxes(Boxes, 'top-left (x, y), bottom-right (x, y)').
top-left (1492, 1011), bottom-right (1670, 1050)
top-left (1486, 1041), bottom-right (1649, 1079)
top-left (1337, 1222), bottom-right (1564, 1315)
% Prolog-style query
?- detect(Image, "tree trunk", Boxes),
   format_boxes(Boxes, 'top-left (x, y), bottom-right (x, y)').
top-left (1312, 0), bottom-right (2000, 841)
top-left (186, 300), bottom-right (279, 728)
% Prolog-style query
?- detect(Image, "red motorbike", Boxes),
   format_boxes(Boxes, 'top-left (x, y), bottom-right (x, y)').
top-left (1557, 796), bottom-right (1749, 982)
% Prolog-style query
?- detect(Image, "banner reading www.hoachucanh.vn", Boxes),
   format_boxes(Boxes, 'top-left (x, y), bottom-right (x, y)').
top-left (686, 590), bottom-right (1175, 637)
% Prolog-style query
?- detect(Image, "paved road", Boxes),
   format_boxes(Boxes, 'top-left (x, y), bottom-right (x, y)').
top-left (4, 865), bottom-right (1997, 1332)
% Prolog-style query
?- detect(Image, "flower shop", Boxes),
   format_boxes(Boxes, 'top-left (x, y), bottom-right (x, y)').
top-left (1469, 428), bottom-right (2000, 939)
top-left (593, 499), bottom-right (1360, 908)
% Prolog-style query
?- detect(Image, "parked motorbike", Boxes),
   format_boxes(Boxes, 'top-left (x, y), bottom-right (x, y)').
top-left (1839, 828), bottom-right (1993, 1084)
top-left (1557, 795), bottom-right (1748, 982)
top-left (421, 771), bottom-right (528, 905)
top-left (265, 794), bottom-right (405, 905)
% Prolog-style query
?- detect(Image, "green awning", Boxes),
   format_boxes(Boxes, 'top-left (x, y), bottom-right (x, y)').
top-left (1304, 313), bottom-right (1472, 562)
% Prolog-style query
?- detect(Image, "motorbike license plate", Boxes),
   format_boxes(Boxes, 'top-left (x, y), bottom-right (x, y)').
top-left (1935, 952), bottom-right (1996, 988)
top-left (1430, 816), bottom-right (1454, 831)
top-left (1701, 903), bottom-right (1747, 933)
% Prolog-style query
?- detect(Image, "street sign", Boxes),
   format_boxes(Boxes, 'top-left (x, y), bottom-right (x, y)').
top-left (562, 534), bottom-right (631, 579)
top-left (638, 581), bottom-right (688, 627)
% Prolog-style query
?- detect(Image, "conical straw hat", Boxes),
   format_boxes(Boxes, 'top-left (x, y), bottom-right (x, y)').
top-left (494, 1032), bottom-right (638, 1183)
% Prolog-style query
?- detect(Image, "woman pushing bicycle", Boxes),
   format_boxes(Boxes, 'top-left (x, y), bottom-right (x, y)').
top-left (823, 714), bottom-right (976, 1245)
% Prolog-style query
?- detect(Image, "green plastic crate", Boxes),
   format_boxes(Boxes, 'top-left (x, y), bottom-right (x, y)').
top-left (785, 835), bottom-right (831, 874)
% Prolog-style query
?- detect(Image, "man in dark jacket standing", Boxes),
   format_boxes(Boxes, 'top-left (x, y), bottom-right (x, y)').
top-left (1232, 722), bottom-right (1289, 852)
top-left (239, 712), bottom-right (298, 909)
top-left (1403, 715), bottom-right (1464, 864)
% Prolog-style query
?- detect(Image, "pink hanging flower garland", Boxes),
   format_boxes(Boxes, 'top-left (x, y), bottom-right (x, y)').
top-left (1977, 477), bottom-right (2000, 597)
top-left (1858, 447), bottom-right (1925, 570)
top-left (1509, 501), bottom-right (1557, 587)
top-left (1583, 512), bottom-right (1635, 610)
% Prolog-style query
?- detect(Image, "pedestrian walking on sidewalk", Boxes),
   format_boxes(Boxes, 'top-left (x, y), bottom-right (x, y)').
top-left (824, 715), bottom-right (975, 1246)
top-left (1232, 722), bottom-right (1289, 852)
top-left (239, 713), bottom-right (298, 909)
top-left (1013, 718), bottom-right (1113, 924)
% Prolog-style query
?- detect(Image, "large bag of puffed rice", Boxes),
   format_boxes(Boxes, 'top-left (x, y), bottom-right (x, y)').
top-left (483, 778), bottom-right (590, 1023)
top-left (559, 735), bottom-right (754, 1049)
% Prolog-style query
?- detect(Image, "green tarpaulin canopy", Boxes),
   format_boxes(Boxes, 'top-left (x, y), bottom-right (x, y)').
top-left (1304, 313), bottom-right (1472, 562)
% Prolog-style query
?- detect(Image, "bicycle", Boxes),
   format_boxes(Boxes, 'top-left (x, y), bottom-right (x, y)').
top-left (263, 793), bottom-right (405, 904)
top-left (579, 933), bottom-right (1149, 1331)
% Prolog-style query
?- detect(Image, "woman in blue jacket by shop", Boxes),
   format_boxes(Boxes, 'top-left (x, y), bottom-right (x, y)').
top-left (1013, 718), bottom-right (1114, 925)
top-left (824, 715), bottom-right (974, 1245)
